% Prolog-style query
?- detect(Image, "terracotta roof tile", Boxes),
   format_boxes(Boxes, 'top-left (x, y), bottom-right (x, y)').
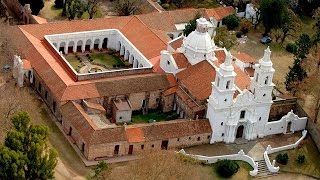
top-left (126, 127), bottom-right (145, 143)
top-left (169, 37), bottom-right (183, 50)
top-left (234, 66), bottom-right (251, 90)
top-left (244, 67), bottom-right (255, 77)
top-left (176, 60), bottom-right (216, 100)
top-left (126, 119), bottom-right (211, 141)
top-left (163, 86), bottom-right (178, 96)
top-left (85, 101), bottom-right (105, 112)
top-left (234, 52), bottom-right (256, 63)
top-left (22, 60), bottom-right (32, 69)
top-left (172, 53), bottom-right (190, 69)
top-left (215, 49), bottom-right (226, 63)
top-left (113, 98), bottom-right (131, 111)
top-left (205, 6), bottom-right (234, 20)
top-left (149, 56), bottom-right (163, 72)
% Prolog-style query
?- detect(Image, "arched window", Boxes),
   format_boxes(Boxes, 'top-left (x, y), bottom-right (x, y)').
top-left (217, 78), bottom-right (220, 87)
top-left (226, 81), bottom-right (230, 89)
top-left (265, 76), bottom-right (269, 85)
top-left (256, 73), bottom-right (259, 82)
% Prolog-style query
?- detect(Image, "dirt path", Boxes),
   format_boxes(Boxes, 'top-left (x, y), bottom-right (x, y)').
top-left (38, 0), bottom-right (66, 21)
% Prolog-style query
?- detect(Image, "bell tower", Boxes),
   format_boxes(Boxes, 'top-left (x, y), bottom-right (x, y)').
top-left (250, 47), bottom-right (275, 103)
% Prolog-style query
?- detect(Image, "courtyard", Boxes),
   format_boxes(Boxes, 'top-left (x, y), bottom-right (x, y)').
top-left (64, 51), bottom-right (130, 73)
top-left (131, 110), bottom-right (179, 124)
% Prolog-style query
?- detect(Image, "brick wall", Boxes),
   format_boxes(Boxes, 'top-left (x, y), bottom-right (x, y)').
top-left (269, 98), bottom-right (297, 121)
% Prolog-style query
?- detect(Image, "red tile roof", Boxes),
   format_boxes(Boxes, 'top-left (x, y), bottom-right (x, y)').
top-left (169, 37), bottom-right (183, 50)
top-left (172, 53), bottom-right (190, 69)
top-left (205, 6), bottom-right (235, 20)
top-left (126, 127), bottom-right (145, 143)
top-left (85, 101), bottom-right (105, 112)
top-left (234, 52), bottom-right (256, 63)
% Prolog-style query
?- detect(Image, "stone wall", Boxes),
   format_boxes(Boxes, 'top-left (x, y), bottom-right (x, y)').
top-left (2, 0), bottom-right (37, 24)
top-left (269, 98), bottom-right (297, 121)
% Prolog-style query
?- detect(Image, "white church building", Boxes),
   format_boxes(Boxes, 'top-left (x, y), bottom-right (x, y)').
top-left (160, 18), bottom-right (307, 144)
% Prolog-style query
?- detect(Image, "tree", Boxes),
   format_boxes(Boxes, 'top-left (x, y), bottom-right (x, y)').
top-left (295, 34), bottom-right (312, 60)
top-left (276, 153), bottom-right (289, 165)
top-left (65, 0), bottom-right (86, 20)
top-left (281, 9), bottom-right (301, 43)
top-left (214, 26), bottom-right (237, 50)
top-left (239, 18), bottom-right (251, 34)
top-left (87, 161), bottom-right (110, 180)
top-left (222, 14), bottom-right (240, 30)
top-left (18, 0), bottom-right (44, 15)
top-left (111, 0), bottom-right (141, 16)
top-left (296, 0), bottom-right (320, 16)
top-left (296, 154), bottom-right (305, 164)
top-left (183, 12), bottom-right (201, 36)
top-left (173, 0), bottom-right (185, 8)
top-left (0, 2), bottom-right (7, 20)
top-left (216, 159), bottom-right (240, 178)
top-left (285, 59), bottom-right (307, 93)
top-left (54, 0), bottom-right (64, 8)
top-left (0, 112), bottom-right (58, 179)
top-left (87, 0), bottom-right (100, 19)
top-left (260, 0), bottom-right (288, 35)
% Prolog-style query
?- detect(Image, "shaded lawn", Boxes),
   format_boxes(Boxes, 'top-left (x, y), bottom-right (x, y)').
top-left (64, 56), bottom-right (83, 69)
top-left (89, 53), bottom-right (124, 68)
top-left (210, 161), bottom-right (253, 180)
top-left (164, 0), bottom-right (220, 10)
top-left (269, 137), bottom-right (320, 178)
top-left (131, 110), bottom-right (178, 124)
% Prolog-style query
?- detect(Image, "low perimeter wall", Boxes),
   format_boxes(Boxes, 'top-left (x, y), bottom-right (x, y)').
top-left (263, 130), bottom-right (307, 173)
top-left (179, 149), bottom-right (258, 176)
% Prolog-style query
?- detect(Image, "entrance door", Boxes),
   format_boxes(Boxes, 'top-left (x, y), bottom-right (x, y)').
top-left (161, 140), bottom-right (169, 150)
top-left (114, 145), bottom-right (119, 155)
top-left (69, 127), bottom-right (72, 136)
top-left (287, 122), bottom-right (292, 133)
top-left (236, 125), bottom-right (244, 138)
top-left (128, 145), bottom-right (133, 155)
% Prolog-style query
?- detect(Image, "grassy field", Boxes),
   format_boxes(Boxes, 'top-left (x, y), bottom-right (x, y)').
top-left (269, 137), bottom-right (320, 178)
top-left (131, 110), bottom-right (178, 124)
top-left (163, 0), bottom-right (220, 10)
top-left (89, 53), bottom-right (124, 68)
top-left (64, 56), bottom-right (83, 69)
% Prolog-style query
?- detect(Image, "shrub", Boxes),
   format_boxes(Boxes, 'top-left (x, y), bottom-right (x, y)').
top-left (222, 15), bottom-right (240, 30)
top-left (276, 153), bottom-right (289, 165)
top-left (296, 154), bottom-right (305, 164)
top-left (54, 0), bottom-right (64, 8)
top-left (216, 160), bottom-right (240, 178)
top-left (240, 19), bottom-right (251, 34)
top-left (236, 31), bottom-right (243, 38)
top-left (161, 3), bottom-right (170, 9)
top-left (286, 43), bottom-right (297, 53)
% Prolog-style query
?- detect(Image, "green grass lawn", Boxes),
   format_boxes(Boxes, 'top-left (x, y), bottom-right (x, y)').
top-left (210, 161), bottom-right (253, 180)
top-left (163, 0), bottom-right (220, 10)
top-left (64, 56), bottom-right (83, 69)
top-left (131, 110), bottom-right (178, 124)
top-left (89, 53), bottom-right (124, 69)
top-left (269, 137), bottom-right (320, 178)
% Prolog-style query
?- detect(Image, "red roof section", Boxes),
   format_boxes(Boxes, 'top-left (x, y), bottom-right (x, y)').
top-left (234, 52), bottom-right (256, 63)
top-left (205, 6), bottom-right (234, 20)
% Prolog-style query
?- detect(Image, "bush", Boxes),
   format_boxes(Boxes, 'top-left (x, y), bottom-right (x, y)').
top-left (240, 19), bottom-right (251, 34)
top-left (161, 3), bottom-right (170, 9)
top-left (286, 43), bottom-right (297, 53)
top-left (276, 153), bottom-right (289, 165)
top-left (222, 15), bottom-right (240, 30)
top-left (216, 160), bottom-right (240, 178)
top-left (236, 31), bottom-right (243, 38)
top-left (296, 154), bottom-right (305, 164)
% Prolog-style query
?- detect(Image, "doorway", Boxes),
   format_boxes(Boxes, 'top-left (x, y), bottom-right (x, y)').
top-left (161, 140), bottom-right (169, 150)
top-left (114, 145), bottom-right (119, 155)
top-left (287, 122), bottom-right (292, 133)
top-left (236, 125), bottom-right (244, 138)
top-left (128, 145), bottom-right (133, 155)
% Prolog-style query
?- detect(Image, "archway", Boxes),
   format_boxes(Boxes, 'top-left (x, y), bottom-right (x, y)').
top-left (236, 125), bottom-right (244, 138)
top-left (68, 41), bottom-right (74, 53)
top-left (76, 40), bottom-right (83, 52)
top-left (287, 122), bottom-right (292, 133)
top-left (59, 42), bottom-right (66, 54)
top-left (85, 39), bottom-right (92, 52)
top-left (94, 39), bottom-right (100, 49)
top-left (102, 38), bottom-right (108, 49)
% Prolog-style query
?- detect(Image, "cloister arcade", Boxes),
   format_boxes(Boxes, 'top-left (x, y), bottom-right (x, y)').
top-left (45, 30), bottom-right (153, 69)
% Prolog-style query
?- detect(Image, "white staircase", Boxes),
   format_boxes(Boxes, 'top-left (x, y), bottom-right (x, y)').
top-left (255, 159), bottom-right (279, 178)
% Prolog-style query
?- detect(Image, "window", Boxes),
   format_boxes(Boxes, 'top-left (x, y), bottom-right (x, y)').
top-left (224, 99), bottom-right (227, 102)
top-left (222, 133), bottom-right (224, 137)
top-left (240, 110), bottom-right (246, 119)
top-left (177, 138), bottom-right (180, 142)
top-left (141, 145), bottom-right (144, 150)
top-left (217, 78), bottom-right (220, 87)
top-left (45, 90), bottom-right (48, 100)
top-left (226, 81), bottom-right (230, 89)
top-left (189, 137), bottom-right (191, 140)
top-left (81, 143), bottom-right (85, 152)
top-left (53, 101), bottom-right (56, 113)
top-left (221, 122), bottom-right (223, 126)
top-left (119, 116), bottom-right (122, 120)
top-left (167, 60), bottom-right (170, 65)
top-left (156, 98), bottom-right (160, 102)
top-left (265, 76), bottom-right (269, 85)
top-left (263, 94), bottom-right (266, 97)
top-left (197, 137), bottom-right (200, 141)
top-left (38, 83), bottom-right (42, 92)
top-left (259, 117), bottom-right (262, 121)
top-left (207, 135), bottom-right (211, 139)
top-left (151, 144), bottom-right (154, 148)
top-left (256, 73), bottom-right (259, 82)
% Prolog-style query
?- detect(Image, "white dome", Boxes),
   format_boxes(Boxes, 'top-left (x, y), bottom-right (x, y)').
top-left (181, 18), bottom-right (216, 65)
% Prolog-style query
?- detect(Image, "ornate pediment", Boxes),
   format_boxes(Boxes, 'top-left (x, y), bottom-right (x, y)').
top-left (234, 89), bottom-right (255, 107)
